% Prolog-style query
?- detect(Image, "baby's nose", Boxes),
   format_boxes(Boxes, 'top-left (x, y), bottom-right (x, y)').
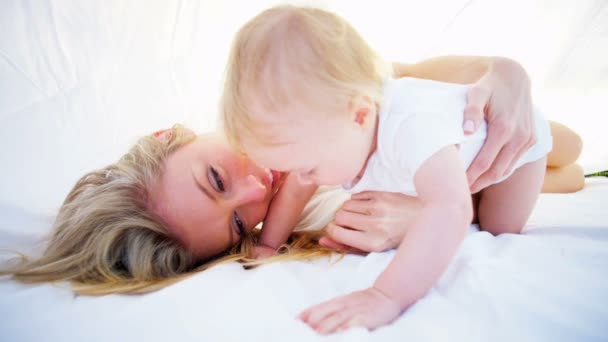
top-left (296, 170), bottom-right (315, 185)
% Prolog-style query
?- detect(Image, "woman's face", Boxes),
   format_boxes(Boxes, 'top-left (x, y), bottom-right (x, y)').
top-left (148, 132), bottom-right (282, 260)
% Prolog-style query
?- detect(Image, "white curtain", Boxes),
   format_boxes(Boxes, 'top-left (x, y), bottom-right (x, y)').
top-left (0, 0), bottom-right (606, 215)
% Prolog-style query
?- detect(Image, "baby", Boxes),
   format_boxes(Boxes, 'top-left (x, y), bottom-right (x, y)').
top-left (221, 5), bottom-right (552, 333)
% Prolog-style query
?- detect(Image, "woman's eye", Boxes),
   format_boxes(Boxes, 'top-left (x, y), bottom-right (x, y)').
top-left (233, 212), bottom-right (246, 238)
top-left (209, 166), bottom-right (225, 192)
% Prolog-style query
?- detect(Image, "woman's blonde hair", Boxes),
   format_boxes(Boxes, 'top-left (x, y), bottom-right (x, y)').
top-left (0, 125), bottom-right (337, 295)
top-left (221, 5), bottom-right (390, 149)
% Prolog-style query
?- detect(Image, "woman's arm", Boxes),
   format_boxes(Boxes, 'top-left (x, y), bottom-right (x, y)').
top-left (394, 56), bottom-right (536, 193)
top-left (393, 55), bottom-right (492, 84)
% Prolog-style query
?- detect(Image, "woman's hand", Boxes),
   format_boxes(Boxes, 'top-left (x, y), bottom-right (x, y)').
top-left (319, 191), bottom-right (421, 253)
top-left (395, 56), bottom-right (537, 193)
top-left (464, 57), bottom-right (536, 193)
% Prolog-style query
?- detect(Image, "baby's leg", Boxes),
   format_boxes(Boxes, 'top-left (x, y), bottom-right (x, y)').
top-left (477, 157), bottom-right (547, 235)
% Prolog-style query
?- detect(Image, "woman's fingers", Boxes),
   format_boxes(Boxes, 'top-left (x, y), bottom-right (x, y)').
top-left (328, 191), bottom-right (421, 252)
top-left (324, 223), bottom-right (369, 251)
top-left (466, 118), bottom-right (511, 190)
top-left (325, 222), bottom-right (390, 252)
top-left (323, 191), bottom-right (423, 254)
top-left (502, 119), bottom-right (537, 178)
top-left (318, 236), bottom-right (365, 255)
top-left (462, 84), bottom-right (490, 135)
top-left (349, 191), bottom-right (375, 200)
top-left (340, 198), bottom-right (375, 216)
top-left (465, 58), bottom-right (536, 191)
top-left (334, 210), bottom-right (374, 230)
top-left (468, 113), bottom-right (537, 193)
top-left (341, 192), bottom-right (403, 217)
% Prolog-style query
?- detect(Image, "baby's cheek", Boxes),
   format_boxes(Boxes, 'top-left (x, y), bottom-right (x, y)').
top-left (239, 146), bottom-right (267, 164)
top-left (255, 150), bottom-right (291, 170)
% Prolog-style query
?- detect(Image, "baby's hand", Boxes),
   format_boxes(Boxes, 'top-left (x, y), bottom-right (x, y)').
top-left (298, 287), bottom-right (402, 334)
top-left (253, 244), bottom-right (277, 259)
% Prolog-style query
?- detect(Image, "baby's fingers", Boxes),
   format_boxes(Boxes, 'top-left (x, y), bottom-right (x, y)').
top-left (337, 316), bottom-right (365, 332)
top-left (299, 300), bottom-right (344, 327)
top-left (314, 309), bottom-right (359, 334)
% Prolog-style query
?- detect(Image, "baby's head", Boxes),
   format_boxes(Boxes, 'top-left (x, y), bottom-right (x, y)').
top-left (221, 5), bottom-right (390, 186)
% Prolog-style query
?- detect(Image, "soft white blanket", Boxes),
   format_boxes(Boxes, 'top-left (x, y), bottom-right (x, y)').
top-left (1, 1), bottom-right (607, 341)
top-left (1, 179), bottom-right (607, 342)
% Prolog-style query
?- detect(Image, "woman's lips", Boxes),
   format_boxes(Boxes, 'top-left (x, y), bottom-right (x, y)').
top-left (271, 170), bottom-right (281, 188)
top-left (262, 169), bottom-right (282, 195)
top-left (262, 169), bottom-right (273, 192)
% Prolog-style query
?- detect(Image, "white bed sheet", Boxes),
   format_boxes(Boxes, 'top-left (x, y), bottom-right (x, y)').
top-left (1, 178), bottom-right (607, 342)
top-left (1, 1), bottom-right (608, 341)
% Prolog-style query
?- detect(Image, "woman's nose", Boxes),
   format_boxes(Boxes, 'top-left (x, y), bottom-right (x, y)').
top-left (234, 174), bottom-right (267, 205)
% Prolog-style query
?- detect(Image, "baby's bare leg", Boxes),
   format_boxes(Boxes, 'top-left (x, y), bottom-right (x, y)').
top-left (477, 157), bottom-right (547, 235)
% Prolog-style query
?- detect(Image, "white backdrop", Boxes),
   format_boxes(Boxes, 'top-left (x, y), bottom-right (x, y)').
top-left (1, 3), bottom-right (608, 342)
top-left (0, 0), bottom-right (606, 217)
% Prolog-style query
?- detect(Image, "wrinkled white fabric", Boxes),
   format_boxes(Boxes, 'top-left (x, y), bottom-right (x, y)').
top-left (1, 1), bottom-right (607, 341)
top-left (1, 179), bottom-right (607, 342)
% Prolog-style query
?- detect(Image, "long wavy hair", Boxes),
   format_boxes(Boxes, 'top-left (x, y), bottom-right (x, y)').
top-left (0, 125), bottom-right (337, 295)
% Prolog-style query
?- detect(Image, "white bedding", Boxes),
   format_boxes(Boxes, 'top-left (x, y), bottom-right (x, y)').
top-left (1, 179), bottom-right (607, 342)
top-left (1, 1), bottom-right (607, 341)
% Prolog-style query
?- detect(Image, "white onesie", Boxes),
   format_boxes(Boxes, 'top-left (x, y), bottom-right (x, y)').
top-left (343, 77), bottom-right (553, 195)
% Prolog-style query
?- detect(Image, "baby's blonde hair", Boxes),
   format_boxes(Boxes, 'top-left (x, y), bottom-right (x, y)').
top-left (1, 125), bottom-right (335, 295)
top-left (221, 5), bottom-right (390, 149)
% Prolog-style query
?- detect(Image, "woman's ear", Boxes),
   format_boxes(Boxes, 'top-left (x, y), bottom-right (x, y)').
top-left (152, 129), bottom-right (173, 142)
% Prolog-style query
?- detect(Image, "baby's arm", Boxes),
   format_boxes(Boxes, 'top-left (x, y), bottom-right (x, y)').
top-left (256, 173), bottom-right (317, 256)
top-left (299, 145), bottom-right (472, 333)
top-left (373, 145), bottom-right (472, 307)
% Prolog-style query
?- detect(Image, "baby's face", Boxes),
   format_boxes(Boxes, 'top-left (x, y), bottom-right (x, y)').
top-left (241, 103), bottom-right (374, 187)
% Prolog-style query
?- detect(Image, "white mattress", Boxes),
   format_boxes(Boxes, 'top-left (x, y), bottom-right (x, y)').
top-left (1, 178), bottom-right (607, 342)
top-left (1, 1), bottom-right (607, 341)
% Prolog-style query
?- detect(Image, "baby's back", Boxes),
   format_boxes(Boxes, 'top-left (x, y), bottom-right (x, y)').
top-left (345, 78), bottom-right (551, 195)
top-left (384, 77), bottom-right (486, 170)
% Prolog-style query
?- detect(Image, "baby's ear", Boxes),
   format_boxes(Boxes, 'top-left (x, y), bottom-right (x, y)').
top-left (354, 107), bottom-right (370, 125)
top-left (349, 95), bottom-right (374, 126)
top-left (152, 128), bottom-right (173, 142)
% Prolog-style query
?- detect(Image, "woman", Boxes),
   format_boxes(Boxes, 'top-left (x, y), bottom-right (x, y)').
top-left (0, 56), bottom-right (584, 294)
